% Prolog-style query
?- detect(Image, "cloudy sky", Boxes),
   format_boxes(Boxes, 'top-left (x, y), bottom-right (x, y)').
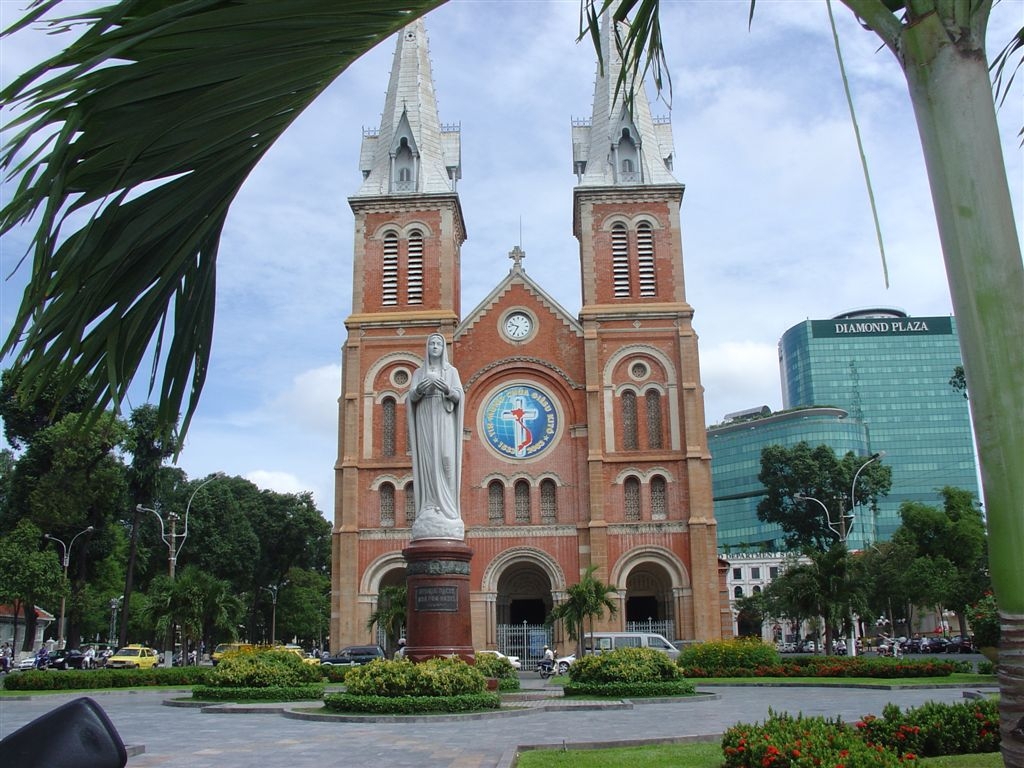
top-left (2, 1), bottom-right (1022, 515)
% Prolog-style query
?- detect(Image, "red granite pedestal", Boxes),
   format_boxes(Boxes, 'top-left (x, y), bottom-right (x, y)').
top-left (402, 538), bottom-right (475, 663)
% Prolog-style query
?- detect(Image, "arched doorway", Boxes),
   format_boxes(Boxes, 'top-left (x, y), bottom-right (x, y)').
top-left (623, 561), bottom-right (676, 640)
top-left (495, 561), bottom-right (553, 664)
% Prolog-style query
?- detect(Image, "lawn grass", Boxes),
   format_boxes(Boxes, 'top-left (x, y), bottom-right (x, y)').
top-left (516, 742), bottom-right (1002, 767)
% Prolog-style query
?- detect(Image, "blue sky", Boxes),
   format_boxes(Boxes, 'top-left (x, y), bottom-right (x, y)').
top-left (2, 1), bottom-right (1022, 515)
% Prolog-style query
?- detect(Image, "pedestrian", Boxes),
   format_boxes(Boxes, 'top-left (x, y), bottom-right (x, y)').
top-left (395, 638), bottom-right (407, 659)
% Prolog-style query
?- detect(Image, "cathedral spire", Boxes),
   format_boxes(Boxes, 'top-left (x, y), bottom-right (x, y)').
top-left (355, 18), bottom-right (461, 197)
top-left (572, 12), bottom-right (677, 187)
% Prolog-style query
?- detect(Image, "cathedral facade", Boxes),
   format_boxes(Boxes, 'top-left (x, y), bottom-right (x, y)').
top-left (331, 17), bottom-right (730, 658)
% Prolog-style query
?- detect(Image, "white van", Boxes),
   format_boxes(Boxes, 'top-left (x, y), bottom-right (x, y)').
top-left (583, 632), bottom-right (680, 660)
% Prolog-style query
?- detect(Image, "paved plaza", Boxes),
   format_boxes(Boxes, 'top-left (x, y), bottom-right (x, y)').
top-left (0, 676), bottom-right (993, 768)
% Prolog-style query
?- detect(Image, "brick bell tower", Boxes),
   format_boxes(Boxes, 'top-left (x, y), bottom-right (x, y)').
top-left (332, 18), bottom-right (465, 650)
top-left (571, 14), bottom-right (726, 639)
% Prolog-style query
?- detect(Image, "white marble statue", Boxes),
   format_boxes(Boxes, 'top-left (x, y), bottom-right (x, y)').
top-left (408, 333), bottom-right (465, 540)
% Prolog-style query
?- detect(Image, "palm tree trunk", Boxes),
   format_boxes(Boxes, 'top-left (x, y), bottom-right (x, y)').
top-left (898, 15), bottom-right (1024, 765)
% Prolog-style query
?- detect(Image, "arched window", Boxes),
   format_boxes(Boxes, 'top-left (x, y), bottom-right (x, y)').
top-left (636, 222), bottom-right (656, 296)
top-left (734, 586), bottom-right (744, 599)
top-left (404, 481), bottom-right (415, 526)
top-left (382, 232), bottom-right (399, 306)
top-left (514, 480), bottom-right (531, 524)
top-left (407, 229), bottom-right (423, 305)
top-left (645, 389), bottom-right (663, 450)
top-left (398, 167), bottom-right (411, 182)
top-left (394, 136), bottom-right (415, 190)
top-left (379, 483), bottom-right (395, 528)
top-left (611, 223), bottom-right (630, 297)
top-left (622, 390), bottom-right (638, 451)
top-left (488, 481), bottom-right (505, 525)
top-left (624, 476), bottom-right (641, 521)
top-left (753, 586), bottom-right (762, 595)
top-left (622, 158), bottom-right (634, 173)
top-left (650, 475), bottom-right (667, 520)
top-left (381, 397), bottom-right (396, 457)
top-left (540, 479), bottom-right (557, 524)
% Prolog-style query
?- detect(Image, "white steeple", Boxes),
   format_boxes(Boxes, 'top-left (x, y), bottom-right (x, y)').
top-left (355, 18), bottom-right (461, 197)
top-left (572, 13), bottom-right (677, 187)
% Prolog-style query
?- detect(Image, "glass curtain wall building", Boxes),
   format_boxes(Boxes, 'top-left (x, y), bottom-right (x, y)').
top-left (778, 308), bottom-right (979, 543)
top-left (709, 407), bottom-right (871, 551)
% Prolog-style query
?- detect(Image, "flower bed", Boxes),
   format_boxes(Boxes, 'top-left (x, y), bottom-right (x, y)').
top-left (682, 655), bottom-right (958, 679)
top-left (721, 699), bottom-right (1000, 767)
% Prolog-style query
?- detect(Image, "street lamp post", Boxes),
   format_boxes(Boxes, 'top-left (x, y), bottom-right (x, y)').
top-left (44, 526), bottom-right (94, 647)
top-left (794, 450), bottom-right (886, 659)
top-left (137, 473), bottom-right (224, 666)
top-left (261, 583), bottom-right (285, 645)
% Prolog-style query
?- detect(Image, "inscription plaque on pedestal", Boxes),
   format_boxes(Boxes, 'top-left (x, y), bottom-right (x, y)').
top-left (414, 585), bottom-right (459, 613)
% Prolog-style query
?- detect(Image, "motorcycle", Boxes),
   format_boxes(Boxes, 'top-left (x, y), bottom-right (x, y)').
top-left (536, 658), bottom-right (555, 678)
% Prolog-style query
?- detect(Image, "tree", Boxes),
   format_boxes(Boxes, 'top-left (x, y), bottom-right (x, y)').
top-left (0, 519), bottom-right (63, 652)
top-left (547, 565), bottom-right (618, 658)
top-left (366, 584), bottom-right (407, 656)
top-left (758, 442), bottom-right (891, 550)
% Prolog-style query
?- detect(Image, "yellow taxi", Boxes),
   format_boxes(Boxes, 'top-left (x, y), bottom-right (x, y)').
top-left (276, 644), bottom-right (321, 665)
top-left (106, 644), bottom-right (160, 669)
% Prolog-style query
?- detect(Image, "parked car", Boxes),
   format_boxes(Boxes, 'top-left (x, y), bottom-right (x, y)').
top-left (281, 644), bottom-right (322, 665)
top-left (920, 636), bottom-right (950, 654)
top-left (903, 637), bottom-right (923, 654)
top-left (477, 649), bottom-right (521, 670)
top-left (556, 653), bottom-right (576, 675)
top-left (946, 635), bottom-right (974, 653)
top-left (47, 648), bottom-right (95, 670)
top-left (320, 645), bottom-right (386, 667)
top-left (106, 644), bottom-right (160, 669)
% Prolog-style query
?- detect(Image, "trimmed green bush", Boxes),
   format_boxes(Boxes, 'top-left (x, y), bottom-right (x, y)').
top-left (343, 657), bottom-right (486, 697)
top-left (564, 647), bottom-right (694, 698)
top-left (206, 648), bottom-right (322, 688)
top-left (856, 699), bottom-right (1000, 758)
top-left (192, 683), bottom-right (324, 702)
top-left (3, 666), bottom-right (210, 691)
top-left (323, 691), bottom-right (500, 714)
top-left (678, 638), bottom-right (780, 672)
top-left (473, 653), bottom-right (520, 691)
top-left (321, 664), bottom-right (354, 684)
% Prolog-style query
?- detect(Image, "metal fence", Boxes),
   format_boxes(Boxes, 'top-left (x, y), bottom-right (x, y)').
top-left (496, 623), bottom-right (552, 668)
top-left (625, 618), bottom-right (675, 641)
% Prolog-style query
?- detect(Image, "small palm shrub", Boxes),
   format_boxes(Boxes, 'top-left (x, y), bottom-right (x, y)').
top-left (564, 647), bottom-right (695, 698)
top-left (678, 637), bottom-right (779, 674)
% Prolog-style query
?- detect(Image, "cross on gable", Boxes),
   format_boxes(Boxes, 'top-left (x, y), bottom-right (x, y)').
top-left (508, 245), bottom-right (526, 271)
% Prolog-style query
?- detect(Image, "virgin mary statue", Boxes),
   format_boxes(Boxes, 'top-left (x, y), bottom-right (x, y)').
top-left (407, 333), bottom-right (465, 540)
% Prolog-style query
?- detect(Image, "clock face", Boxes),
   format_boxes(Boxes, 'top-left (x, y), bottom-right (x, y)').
top-left (503, 312), bottom-right (533, 339)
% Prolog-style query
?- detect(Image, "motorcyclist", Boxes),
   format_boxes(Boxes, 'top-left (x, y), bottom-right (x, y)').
top-left (543, 645), bottom-right (554, 663)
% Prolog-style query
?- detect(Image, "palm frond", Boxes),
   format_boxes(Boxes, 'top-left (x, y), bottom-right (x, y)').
top-left (1, 0), bottom-right (445, 437)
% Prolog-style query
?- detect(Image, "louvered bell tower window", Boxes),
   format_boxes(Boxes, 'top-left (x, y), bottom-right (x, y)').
top-left (382, 232), bottom-right (399, 306)
top-left (637, 222), bottom-right (656, 296)
top-left (612, 224), bottom-right (630, 297)
top-left (407, 230), bottom-right (423, 304)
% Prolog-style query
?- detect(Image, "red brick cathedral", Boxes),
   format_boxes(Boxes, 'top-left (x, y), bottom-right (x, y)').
top-left (331, 16), bottom-right (730, 658)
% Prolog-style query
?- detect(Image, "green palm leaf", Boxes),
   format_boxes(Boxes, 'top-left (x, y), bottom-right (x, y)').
top-left (1, 0), bottom-right (444, 437)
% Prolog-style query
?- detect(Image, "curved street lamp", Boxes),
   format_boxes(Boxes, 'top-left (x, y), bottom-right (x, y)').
top-left (44, 525), bottom-right (94, 647)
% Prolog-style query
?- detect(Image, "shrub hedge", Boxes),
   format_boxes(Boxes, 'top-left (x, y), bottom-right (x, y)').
top-left (205, 649), bottom-right (322, 689)
top-left (323, 691), bottom-right (499, 714)
top-left (682, 654), bottom-right (957, 679)
top-left (679, 638), bottom-right (780, 672)
top-left (2, 666), bottom-right (210, 691)
top-left (563, 680), bottom-right (696, 698)
top-left (192, 683), bottom-right (324, 702)
top-left (343, 657), bottom-right (486, 697)
top-left (856, 700), bottom-right (1000, 758)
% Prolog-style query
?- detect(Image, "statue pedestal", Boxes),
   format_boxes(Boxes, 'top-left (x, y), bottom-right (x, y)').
top-left (402, 538), bottom-right (474, 663)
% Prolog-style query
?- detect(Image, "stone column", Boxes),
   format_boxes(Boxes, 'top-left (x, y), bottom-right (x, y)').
top-left (402, 538), bottom-right (474, 663)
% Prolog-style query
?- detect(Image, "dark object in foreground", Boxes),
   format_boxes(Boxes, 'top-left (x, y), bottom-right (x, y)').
top-left (0, 696), bottom-right (127, 768)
